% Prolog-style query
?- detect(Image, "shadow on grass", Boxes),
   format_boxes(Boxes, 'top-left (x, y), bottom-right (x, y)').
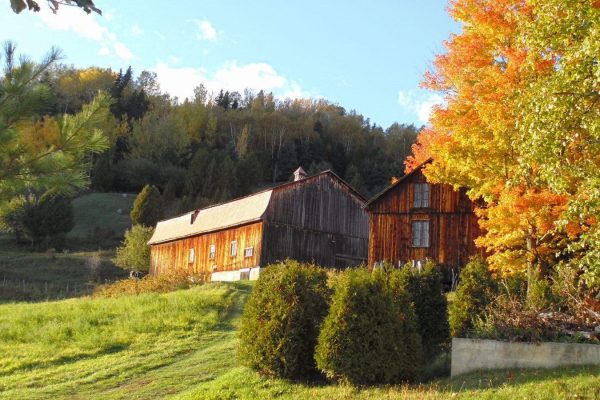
top-left (0, 343), bottom-right (131, 376)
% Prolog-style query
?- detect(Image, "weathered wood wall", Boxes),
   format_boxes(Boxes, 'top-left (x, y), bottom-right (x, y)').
top-left (262, 173), bottom-right (368, 267)
top-left (367, 168), bottom-right (481, 268)
top-left (150, 222), bottom-right (263, 275)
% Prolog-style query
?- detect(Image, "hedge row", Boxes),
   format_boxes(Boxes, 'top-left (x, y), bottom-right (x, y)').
top-left (239, 260), bottom-right (450, 384)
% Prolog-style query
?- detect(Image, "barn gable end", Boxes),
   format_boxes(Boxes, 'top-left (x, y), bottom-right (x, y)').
top-left (366, 160), bottom-right (482, 270)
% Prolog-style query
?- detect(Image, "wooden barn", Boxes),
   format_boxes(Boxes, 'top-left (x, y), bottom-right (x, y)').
top-left (365, 159), bottom-right (482, 270)
top-left (148, 168), bottom-right (368, 281)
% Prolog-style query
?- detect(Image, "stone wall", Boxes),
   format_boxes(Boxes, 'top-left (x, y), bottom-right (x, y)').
top-left (451, 338), bottom-right (600, 377)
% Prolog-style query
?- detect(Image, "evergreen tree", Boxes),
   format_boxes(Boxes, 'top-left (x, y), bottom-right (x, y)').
top-left (0, 42), bottom-right (110, 205)
top-left (130, 185), bottom-right (164, 227)
top-left (2, 192), bottom-right (74, 250)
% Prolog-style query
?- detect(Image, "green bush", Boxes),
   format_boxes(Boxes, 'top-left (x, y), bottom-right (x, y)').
top-left (113, 225), bottom-right (154, 274)
top-left (238, 260), bottom-right (330, 379)
top-left (398, 262), bottom-right (450, 361)
top-left (449, 257), bottom-right (497, 337)
top-left (315, 268), bottom-right (422, 385)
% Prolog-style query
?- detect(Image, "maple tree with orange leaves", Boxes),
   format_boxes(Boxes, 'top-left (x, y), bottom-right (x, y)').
top-left (407, 0), bottom-right (600, 292)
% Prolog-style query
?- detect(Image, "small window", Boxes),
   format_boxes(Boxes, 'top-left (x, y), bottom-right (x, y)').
top-left (244, 247), bottom-right (254, 258)
top-left (413, 183), bottom-right (430, 208)
top-left (209, 244), bottom-right (216, 260)
top-left (188, 248), bottom-right (195, 263)
top-left (230, 241), bottom-right (237, 257)
top-left (412, 220), bottom-right (430, 247)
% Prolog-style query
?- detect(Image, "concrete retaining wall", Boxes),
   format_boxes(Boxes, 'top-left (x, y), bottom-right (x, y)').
top-left (451, 337), bottom-right (600, 377)
top-left (211, 267), bottom-right (262, 282)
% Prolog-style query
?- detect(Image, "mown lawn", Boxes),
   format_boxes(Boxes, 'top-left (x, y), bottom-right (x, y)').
top-left (0, 283), bottom-right (248, 399)
top-left (0, 282), bottom-right (598, 400)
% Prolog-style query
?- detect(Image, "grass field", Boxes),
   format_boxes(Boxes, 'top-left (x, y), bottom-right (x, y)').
top-left (0, 245), bottom-right (126, 302)
top-left (0, 191), bottom-right (135, 302)
top-left (0, 282), bottom-right (598, 400)
top-left (68, 192), bottom-right (136, 250)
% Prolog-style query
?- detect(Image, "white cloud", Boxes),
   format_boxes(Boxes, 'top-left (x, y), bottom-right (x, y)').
top-left (154, 60), bottom-right (312, 101)
top-left (130, 24), bottom-right (144, 37)
top-left (192, 18), bottom-right (218, 42)
top-left (397, 90), bottom-right (443, 124)
top-left (114, 42), bottom-right (133, 61)
top-left (168, 55), bottom-right (181, 64)
top-left (36, 7), bottom-right (133, 62)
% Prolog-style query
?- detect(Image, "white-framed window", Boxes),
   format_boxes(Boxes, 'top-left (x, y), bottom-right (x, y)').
top-left (188, 248), bottom-right (195, 263)
top-left (230, 241), bottom-right (238, 257)
top-left (209, 244), bottom-right (216, 260)
top-left (244, 246), bottom-right (254, 258)
top-left (412, 220), bottom-right (430, 247)
top-left (413, 183), bottom-right (430, 208)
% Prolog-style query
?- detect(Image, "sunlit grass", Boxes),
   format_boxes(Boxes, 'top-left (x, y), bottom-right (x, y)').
top-left (0, 281), bottom-right (598, 400)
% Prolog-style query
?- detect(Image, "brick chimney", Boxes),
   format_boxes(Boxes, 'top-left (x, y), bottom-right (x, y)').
top-left (293, 167), bottom-right (307, 182)
top-left (190, 209), bottom-right (200, 224)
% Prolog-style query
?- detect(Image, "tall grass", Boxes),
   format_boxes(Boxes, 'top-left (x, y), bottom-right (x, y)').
top-left (93, 269), bottom-right (209, 298)
top-left (0, 249), bottom-right (126, 302)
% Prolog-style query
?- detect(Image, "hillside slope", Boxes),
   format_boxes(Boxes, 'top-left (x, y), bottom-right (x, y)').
top-left (0, 283), bottom-right (598, 399)
top-left (68, 192), bottom-right (136, 250)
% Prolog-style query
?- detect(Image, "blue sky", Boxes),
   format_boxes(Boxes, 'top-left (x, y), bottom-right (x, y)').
top-left (0, 1), bottom-right (458, 128)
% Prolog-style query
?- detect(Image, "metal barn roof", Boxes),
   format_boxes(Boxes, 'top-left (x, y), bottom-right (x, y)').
top-left (148, 190), bottom-right (272, 245)
top-left (148, 169), bottom-right (365, 245)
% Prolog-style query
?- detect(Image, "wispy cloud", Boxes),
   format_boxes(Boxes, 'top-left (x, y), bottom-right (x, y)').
top-left (397, 90), bottom-right (443, 124)
top-left (154, 60), bottom-right (313, 101)
top-left (192, 18), bottom-right (218, 42)
top-left (36, 6), bottom-right (133, 62)
top-left (153, 30), bottom-right (167, 41)
top-left (130, 24), bottom-right (144, 37)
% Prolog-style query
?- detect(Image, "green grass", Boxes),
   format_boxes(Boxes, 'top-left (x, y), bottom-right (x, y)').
top-left (0, 282), bottom-right (598, 399)
top-left (68, 192), bottom-right (135, 249)
top-left (0, 247), bottom-right (126, 302)
top-left (0, 282), bottom-right (248, 399)
top-left (0, 191), bottom-right (134, 302)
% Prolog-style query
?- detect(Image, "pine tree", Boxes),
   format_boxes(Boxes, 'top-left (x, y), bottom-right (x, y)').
top-left (0, 42), bottom-right (110, 206)
top-left (130, 185), bottom-right (164, 227)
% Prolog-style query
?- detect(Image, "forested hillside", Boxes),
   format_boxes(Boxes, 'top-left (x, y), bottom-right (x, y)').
top-left (44, 65), bottom-right (419, 210)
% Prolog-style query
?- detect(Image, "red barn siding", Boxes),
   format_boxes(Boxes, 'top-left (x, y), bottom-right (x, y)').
top-left (367, 166), bottom-right (482, 269)
top-left (150, 222), bottom-right (263, 275)
top-left (262, 173), bottom-right (368, 267)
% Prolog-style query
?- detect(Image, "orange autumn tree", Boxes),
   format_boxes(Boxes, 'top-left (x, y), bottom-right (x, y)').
top-left (405, 0), bottom-right (589, 289)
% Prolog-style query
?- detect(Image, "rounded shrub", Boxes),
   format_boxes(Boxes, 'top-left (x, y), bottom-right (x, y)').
top-left (238, 260), bottom-right (330, 379)
top-left (398, 261), bottom-right (450, 361)
top-left (315, 268), bottom-right (422, 385)
top-left (449, 257), bottom-right (497, 337)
